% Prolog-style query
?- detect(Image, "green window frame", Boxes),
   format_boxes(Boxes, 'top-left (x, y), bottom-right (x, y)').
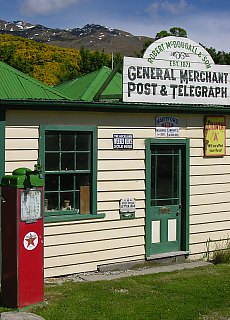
top-left (40, 125), bottom-right (104, 223)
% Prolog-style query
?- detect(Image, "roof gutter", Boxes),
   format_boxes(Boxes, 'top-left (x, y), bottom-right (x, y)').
top-left (1, 99), bottom-right (230, 114)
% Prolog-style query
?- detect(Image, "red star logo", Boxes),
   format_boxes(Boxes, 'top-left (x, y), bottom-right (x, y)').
top-left (25, 233), bottom-right (37, 248)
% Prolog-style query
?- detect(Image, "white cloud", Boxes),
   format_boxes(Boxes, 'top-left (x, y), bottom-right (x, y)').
top-left (147, 0), bottom-right (190, 16)
top-left (20, 0), bottom-right (80, 15)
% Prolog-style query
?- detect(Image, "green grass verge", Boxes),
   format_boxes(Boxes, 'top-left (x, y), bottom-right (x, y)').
top-left (1, 264), bottom-right (229, 319)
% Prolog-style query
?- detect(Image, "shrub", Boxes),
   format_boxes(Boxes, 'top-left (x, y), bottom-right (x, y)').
top-left (212, 238), bottom-right (230, 265)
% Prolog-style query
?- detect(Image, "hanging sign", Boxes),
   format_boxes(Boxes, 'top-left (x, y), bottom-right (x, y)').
top-left (123, 36), bottom-right (230, 105)
top-left (204, 116), bottom-right (226, 157)
top-left (156, 116), bottom-right (179, 137)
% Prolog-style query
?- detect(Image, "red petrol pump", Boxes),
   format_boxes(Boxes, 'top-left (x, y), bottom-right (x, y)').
top-left (1, 166), bottom-right (44, 308)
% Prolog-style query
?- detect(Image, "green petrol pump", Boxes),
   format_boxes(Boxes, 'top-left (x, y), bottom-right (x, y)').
top-left (1, 166), bottom-right (44, 308)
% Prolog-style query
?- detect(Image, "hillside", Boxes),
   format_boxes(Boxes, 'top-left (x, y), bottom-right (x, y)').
top-left (0, 34), bottom-right (112, 85)
top-left (0, 20), bottom-right (152, 56)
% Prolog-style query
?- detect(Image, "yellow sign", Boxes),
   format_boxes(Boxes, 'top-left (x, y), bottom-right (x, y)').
top-left (204, 116), bottom-right (226, 157)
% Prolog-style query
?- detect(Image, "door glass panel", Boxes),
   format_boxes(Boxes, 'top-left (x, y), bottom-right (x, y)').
top-left (151, 147), bottom-right (179, 206)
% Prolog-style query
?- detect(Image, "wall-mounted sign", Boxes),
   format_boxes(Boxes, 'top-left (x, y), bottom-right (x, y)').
top-left (119, 198), bottom-right (136, 220)
top-left (204, 116), bottom-right (226, 157)
top-left (113, 134), bottom-right (133, 149)
top-left (120, 198), bottom-right (136, 212)
top-left (156, 116), bottom-right (179, 137)
top-left (123, 36), bottom-right (230, 105)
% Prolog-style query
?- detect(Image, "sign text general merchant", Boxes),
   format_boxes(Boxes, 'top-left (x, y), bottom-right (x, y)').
top-left (127, 67), bottom-right (228, 99)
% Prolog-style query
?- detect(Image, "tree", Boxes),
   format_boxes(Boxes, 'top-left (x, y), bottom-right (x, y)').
top-left (169, 27), bottom-right (187, 37)
top-left (204, 46), bottom-right (230, 65)
top-left (79, 47), bottom-right (112, 75)
top-left (155, 30), bottom-right (170, 40)
top-left (138, 27), bottom-right (188, 57)
top-left (112, 52), bottom-right (123, 72)
top-left (155, 27), bottom-right (187, 39)
top-left (0, 45), bottom-right (16, 64)
top-left (136, 39), bottom-right (154, 58)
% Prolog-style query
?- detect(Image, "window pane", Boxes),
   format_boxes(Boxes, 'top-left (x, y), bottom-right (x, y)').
top-left (45, 133), bottom-right (59, 151)
top-left (61, 134), bottom-right (74, 151)
top-left (61, 153), bottom-right (74, 170)
top-left (60, 192), bottom-right (73, 210)
top-left (76, 134), bottom-right (91, 151)
top-left (75, 191), bottom-right (80, 211)
top-left (76, 173), bottom-right (90, 187)
top-left (156, 154), bottom-right (174, 199)
top-left (45, 175), bottom-right (58, 191)
top-left (45, 153), bottom-right (59, 171)
top-left (45, 192), bottom-right (58, 210)
top-left (151, 146), bottom-right (179, 155)
top-left (151, 150), bottom-right (179, 206)
top-left (76, 153), bottom-right (89, 170)
top-left (60, 174), bottom-right (74, 191)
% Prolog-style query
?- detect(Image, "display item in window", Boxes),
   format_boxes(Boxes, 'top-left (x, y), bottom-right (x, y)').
top-left (61, 200), bottom-right (71, 210)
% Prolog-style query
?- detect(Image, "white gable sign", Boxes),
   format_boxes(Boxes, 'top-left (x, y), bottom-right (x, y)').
top-left (123, 36), bottom-right (230, 105)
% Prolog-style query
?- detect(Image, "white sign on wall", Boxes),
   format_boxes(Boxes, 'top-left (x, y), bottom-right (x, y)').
top-left (120, 198), bottom-right (136, 213)
top-left (156, 116), bottom-right (179, 137)
top-left (123, 36), bottom-right (230, 105)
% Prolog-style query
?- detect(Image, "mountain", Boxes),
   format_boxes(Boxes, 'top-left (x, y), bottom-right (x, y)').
top-left (0, 19), bottom-right (153, 56)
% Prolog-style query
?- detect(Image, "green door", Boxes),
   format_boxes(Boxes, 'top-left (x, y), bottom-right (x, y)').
top-left (149, 144), bottom-right (182, 255)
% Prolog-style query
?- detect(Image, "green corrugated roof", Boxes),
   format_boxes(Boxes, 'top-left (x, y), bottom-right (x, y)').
top-left (0, 60), bottom-right (71, 100)
top-left (55, 66), bottom-right (122, 101)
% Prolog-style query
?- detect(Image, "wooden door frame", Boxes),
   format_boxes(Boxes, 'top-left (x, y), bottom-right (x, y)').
top-left (145, 138), bottom-right (190, 258)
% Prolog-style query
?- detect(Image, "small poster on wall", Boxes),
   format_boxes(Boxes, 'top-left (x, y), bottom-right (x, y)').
top-left (204, 116), bottom-right (226, 157)
top-left (155, 116), bottom-right (179, 137)
top-left (113, 134), bottom-right (133, 149)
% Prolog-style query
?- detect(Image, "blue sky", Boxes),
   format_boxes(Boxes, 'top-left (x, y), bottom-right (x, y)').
top-left (1, 0), bottom-right (230, 51)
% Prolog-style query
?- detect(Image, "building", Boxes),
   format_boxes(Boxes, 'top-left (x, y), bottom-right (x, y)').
top-left (0, 36), bottom-right (229, 277)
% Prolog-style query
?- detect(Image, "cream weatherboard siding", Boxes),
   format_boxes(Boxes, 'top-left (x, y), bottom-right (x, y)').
top-left (185, 115), bottom-right (230, 258)
top-left (4, 110), bottom-right (230, 277)
top-left (5, 126), bottom-right (39, 174)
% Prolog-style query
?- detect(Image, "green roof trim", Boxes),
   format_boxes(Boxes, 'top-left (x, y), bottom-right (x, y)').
top-left (55, 66), bottom-right (122, 101)
top-left (1, 99), bottom-right (230, 115)
top-left (0, 61), bottom-right (71, 100)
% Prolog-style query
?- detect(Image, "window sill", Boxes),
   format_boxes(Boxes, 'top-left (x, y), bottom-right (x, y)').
top-left (44, 213), bottom-right (106, 223)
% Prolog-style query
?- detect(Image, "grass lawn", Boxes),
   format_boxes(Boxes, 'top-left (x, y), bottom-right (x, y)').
top-left (1, 264), bottom-right (230, 319)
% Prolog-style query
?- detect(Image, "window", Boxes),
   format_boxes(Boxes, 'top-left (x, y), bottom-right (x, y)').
top-left (40, 126), bottom-right (99, 222)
